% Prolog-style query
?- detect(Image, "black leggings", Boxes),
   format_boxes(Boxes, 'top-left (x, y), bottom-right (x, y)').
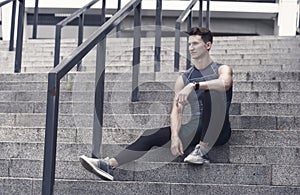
top-left (114, 91), bottom-right (231, 166)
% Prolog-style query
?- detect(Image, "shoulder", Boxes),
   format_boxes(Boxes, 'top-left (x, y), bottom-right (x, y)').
top-left (217, 64), bottom-right (233, 75)
top-left (182, 66), bottom-right (194, 76)
top-left (181, 66), bottom-right (194, 81)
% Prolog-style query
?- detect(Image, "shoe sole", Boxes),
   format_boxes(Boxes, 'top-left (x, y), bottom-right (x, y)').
top-left (184, 159), bottom-right (210, 165)
top-left (184, 159), bottom-right (204, 165)
top-left (79, 155), bottom-right (114, 181)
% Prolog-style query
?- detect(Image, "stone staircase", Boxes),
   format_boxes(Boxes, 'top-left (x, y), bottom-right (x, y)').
top-left (0, 36), bottom-right (299, 194)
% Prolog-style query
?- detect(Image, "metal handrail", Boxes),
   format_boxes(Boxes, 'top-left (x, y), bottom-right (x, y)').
top-left (42, 0), bottom-right (145, 194)
top-left (0, 0), bottom-right (25, 72)
top-left (174, 0), bottom-right (210, 71)
top-left (14, 0), bottom-right (25, 73)
top-left (53, 0), bottom-right (100, 70)
top-left (32, 0), bottom-right (39, 39)
top-left (0, 0), bottom-right (13, 6)
top-left (0, 0), bottom-right (16, 51)
top-left (154, 0), bottom-right (162, 72)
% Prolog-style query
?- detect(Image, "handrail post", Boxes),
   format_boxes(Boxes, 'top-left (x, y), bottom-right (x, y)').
top-left (92, 38), bottom-right (106, 158)
top-left (14, 0), bottom-right (25, 73)
top-left (199, 0), bottom-right (203, 27)
top-left (154, 0), bottom-right (162, 72)
top-left (174, 0), bottom-right (199, 71)
top-left (116, 0), bottom-right (121, 37)
top-left (32, 0), bottom-right (39, 39)
top-left (42, 73), bottom-right (60, 195)
top-left (206, 0), bottom-right (210, 29)
top-left (9, 0), bottom-right (16, 51)
top-left (131, 2), bottom-right (141, 102)
top-left (77, 14), bottom-right (84, 71)
top-left (174, 22), bottom-right (180, 72)
top-left (101, 0), bottom-right (106, 25)
top-left (54, 25), bottom-right (62, 67)
top-left (186, 12), bottom-right (192, 70)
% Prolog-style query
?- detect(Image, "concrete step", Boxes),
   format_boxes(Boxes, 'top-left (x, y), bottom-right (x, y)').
top-left (0, 100), bottom-right (298, 117)
top-left (2, 45), bottom-right (299, 59)
top-left (1, 71), bottom-right (299, 82)
top-left (0, 72), bottom-right (177, 82)
top-left (240, 103), bottom-right (300, 115)
top-left (0, 89), bottom-right (299, 103)
top-left (230, 145), bottom-right (299, 165)
top-left (0, 101), bottom-right (300, 122)
top-left (233, 91), bottom-right (300, 103)
top-left (0, 158), bottom-right (299, 185)
top-left (0, 80), bottom-right (299, 92)
top-left (20, 40), bottom-right (292, 52)
top-left (73, 58), bottom-right (300, 66)
top-left (3, 46), bottom-right (297, 60)
top-left (2, 37), bottom-right (299, 53)
top-left (230, 64), bottom-right (300, 71)
top-left (0, 178), bottom-right (299, 195)
top-left (87, 47), bottom-right (300, 56)
top-left (234, 81), bottom-right (300, 92)
top-left (0, 140), bottom-right (299, 165)
top-left (0, 124), bottom-right (298, 146)
top-left (230, 129), bottom-right (300, 147)
top-left (0, 113), bottom-right (299, 130)
top-left (2, 63), bottom-right (299, 73)
top-left (3, 57), bottom-right (299, 71)
top-left (0, 127), bottom-right (76, 143)
top-left (12, 36), bottom-right (299, 46)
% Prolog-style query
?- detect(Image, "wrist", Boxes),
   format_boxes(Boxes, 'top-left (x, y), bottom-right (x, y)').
top-left (193, 81), bottom-right (200, 90)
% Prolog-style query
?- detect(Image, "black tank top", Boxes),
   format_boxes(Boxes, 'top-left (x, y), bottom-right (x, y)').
top-left (182, 61), bottom-right (233, 120)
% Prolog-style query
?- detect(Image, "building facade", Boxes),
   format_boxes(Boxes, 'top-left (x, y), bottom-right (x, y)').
top-left (1, 0), bottom-right (299, 40)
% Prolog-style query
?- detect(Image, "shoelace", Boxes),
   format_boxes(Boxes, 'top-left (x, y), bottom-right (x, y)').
top-left (192, 145), bottom-right (204, 156)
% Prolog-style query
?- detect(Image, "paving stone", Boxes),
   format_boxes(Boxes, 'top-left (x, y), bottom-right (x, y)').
top-left (0, 178), bottom-right (33, 195)
top-left (240, 103), bottom-right (300, 115)
top-left (230, 146), bottom-right (300, 165)
top-left (230, 130), bottom-right (300, 147)
top-left (0, 159), bottom-right (9, 177)
top-left (171, 183), bottom-right (300, 195)
top-left (272, 165), bottom-right (300, 186)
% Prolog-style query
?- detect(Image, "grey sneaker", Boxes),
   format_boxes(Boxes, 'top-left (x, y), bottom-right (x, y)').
top-left (79, 155), bottom-right (114, 181)
top-left (184, 144), bottom-right (210, 165)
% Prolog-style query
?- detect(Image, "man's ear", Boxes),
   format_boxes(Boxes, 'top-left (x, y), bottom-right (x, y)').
top-left (206, 41), bottom-right (212, 50)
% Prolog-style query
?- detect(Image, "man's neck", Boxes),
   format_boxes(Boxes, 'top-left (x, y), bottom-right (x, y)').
top-left (191, 56), bottom-right (213, 70)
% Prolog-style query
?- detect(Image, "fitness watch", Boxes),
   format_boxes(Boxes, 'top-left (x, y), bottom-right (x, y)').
top-left (193, 81), bottom-right (200, 90)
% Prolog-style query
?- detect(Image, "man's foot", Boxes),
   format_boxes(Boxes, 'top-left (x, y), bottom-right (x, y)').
top-left (184, 144), bottom-right (210, 165)
top-left (79, 155), bottom-right (114, 181)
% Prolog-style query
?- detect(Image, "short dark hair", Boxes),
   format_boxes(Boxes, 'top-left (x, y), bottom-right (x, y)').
top-left (188, 27), bottom-right (213, 44)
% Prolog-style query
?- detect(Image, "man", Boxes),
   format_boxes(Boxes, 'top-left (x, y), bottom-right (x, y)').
top-left (80, 27), bottom-right (233, 181)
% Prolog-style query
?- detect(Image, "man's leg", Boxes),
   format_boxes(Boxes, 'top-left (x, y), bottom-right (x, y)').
top-left (113, 126), bottom-right (172, 166)
top-left (80, 117), bottom-right (202, 179)
top-left (184, 90), bottom-right (230, 164)
top-left (200, 90), bottom-right (231, 148)
top-left (80, 126), bottom-right (172, 180)
top-left (113, 115), bottom-right (201, 166)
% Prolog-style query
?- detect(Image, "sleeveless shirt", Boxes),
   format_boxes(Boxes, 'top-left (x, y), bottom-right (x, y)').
top-left (182, 61), bottom-right (233, 120)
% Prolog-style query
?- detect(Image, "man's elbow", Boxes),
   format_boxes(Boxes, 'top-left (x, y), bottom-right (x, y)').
top-left (223, 79), bottom-right (233, 91)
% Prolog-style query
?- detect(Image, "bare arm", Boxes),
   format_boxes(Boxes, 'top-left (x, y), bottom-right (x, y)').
top-left (176, 65), bottom-right (233, 102)
top-left (170, 76), bottom-right (186, 156)
top-left (199, 65), bottom-right (233, 91)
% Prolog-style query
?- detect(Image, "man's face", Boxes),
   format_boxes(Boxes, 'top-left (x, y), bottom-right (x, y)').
top-left (188, 35), bottom-right (211, 59)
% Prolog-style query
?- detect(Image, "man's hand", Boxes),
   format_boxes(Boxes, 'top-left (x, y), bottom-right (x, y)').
top-left (170, 136), bottom-right (184, 156)
top-left (175, 83), bottom-right (194, 106)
